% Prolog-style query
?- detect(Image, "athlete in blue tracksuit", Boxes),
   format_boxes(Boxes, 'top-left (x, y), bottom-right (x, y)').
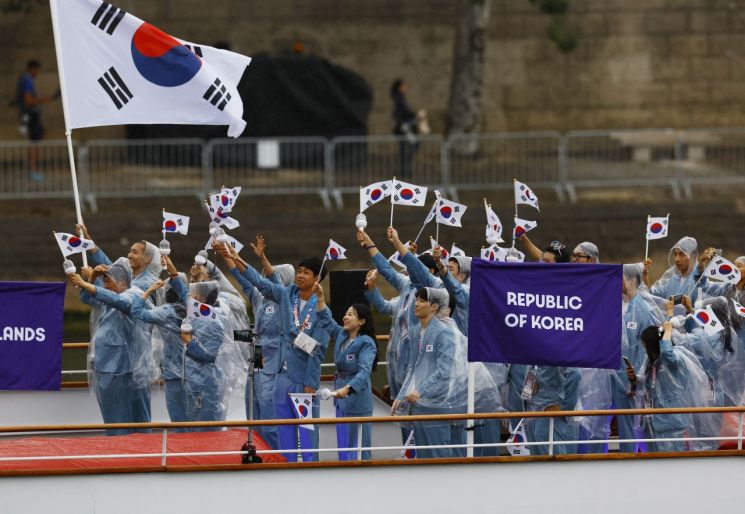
top-left (648, 237), bottom-right (704, 303)
top-left (525, 366), bottom-right (581, 455)
top-left (72, 258), bottom-right (142, 436)
top-left (217, 244), bottom-right (331, 462)
top-left (316, 300), bottom-right (378, 460)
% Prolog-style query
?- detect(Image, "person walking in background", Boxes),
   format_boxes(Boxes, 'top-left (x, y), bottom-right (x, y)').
top-left (15, 59), bottom-right (58, 182)
top-left (390, 79), bottom-right (419, 180)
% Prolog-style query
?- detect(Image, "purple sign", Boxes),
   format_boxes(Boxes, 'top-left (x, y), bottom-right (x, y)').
top-left (468, 261), bottom-right (622, 369)
top-left (0, 282), bottom-right (64, 390)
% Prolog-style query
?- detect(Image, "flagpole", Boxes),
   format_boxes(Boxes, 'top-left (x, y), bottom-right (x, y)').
top-left (512, 179), bottom-right (518, 250)
top-left (435, 220), bottom-right (440, 243)
top-left (49, 0), bottom-right (87, 268)
top-left (413, 196), bottom-right (437, 246)
top-left (389, 177), bottom-right (396, 228)
top-left (644, 215), bottom-right (650, 261)
top-left (318, 240), bottom-right (330, 280)
top-left (162, 208), bottom-right (167, 242)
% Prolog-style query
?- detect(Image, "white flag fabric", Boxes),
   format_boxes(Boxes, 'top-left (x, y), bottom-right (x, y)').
top-left (54, 232), bottom-right (95, 257)
top-left (207, 204), bottom-right (239, 230)
top-left (50, 0), bottom-right (251, 137)
top-left (450, 244), bottom-right (465, 258)
top-left (732, 299), bottom-right (745, 318)
top-left (480, 244), bottom-right (510, 262)
top-left (221, 186), bottom-right (242, 200)
top-left (389, 250), bottom-right (406, 269)
top-left (507, 419), bottom-right (531, 456)
top-left (423, 198), bottom-right (439, 225)
top-left (693, 306), bottom-right (725, 335)
top-left (401, 430), bottom-right (416, 459)
top-left (205, 234), bottom-right (243, 253)
top-left (391, 179), bottom-right (427, 206)
top-left (289, 393), bottom-right (315, 430)
top-left (513, 217), bottom-right (538, 240)
top-left (485, 202), bottom-right (504, 244)
top-left (162, 210), bottom-right (189, 235)
top-left (209, 192), bottom-right (236, 213)
top-left (359, 180), bottom-right (392, 212)
top-left (646, 215), bottom-right (669, 240)
top-left (704, 256), bottom-right (742, 285)
top-left (436, 198), bottom-right (467, 227)
top-left (325, 239), bottom-right (347, 261)
top-left (187, 298), bottom-right (219, 321)
top-left (514, 180), bottom-right (539, 211)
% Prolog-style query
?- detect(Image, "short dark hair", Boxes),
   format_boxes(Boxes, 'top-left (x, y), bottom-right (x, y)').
top-left (544, 240), bottom-right (570, 263)
top-left (298, 257), bottom-right (328, 282)
top-left (27, 59), bottom-right (40, 70)
top-left (417, 253), bottom-right (436, 274)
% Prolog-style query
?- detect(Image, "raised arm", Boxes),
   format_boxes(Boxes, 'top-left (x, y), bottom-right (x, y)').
top-left (401, 251), bottom-right (438, 289)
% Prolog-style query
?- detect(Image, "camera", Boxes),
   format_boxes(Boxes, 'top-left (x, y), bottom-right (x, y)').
top-left (234, 329), bottom-right (262, 370)
top-left (670, 294), bottom-right (684, 305)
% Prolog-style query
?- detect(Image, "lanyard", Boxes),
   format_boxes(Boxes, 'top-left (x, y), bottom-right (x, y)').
top-left (292, 293), bottom-right (316, 332)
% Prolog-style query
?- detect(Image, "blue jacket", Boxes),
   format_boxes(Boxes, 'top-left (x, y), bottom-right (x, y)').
top-left (317, 310), bottom-right (377, 415)
top-left (528, 366), bottom-right (581, 412)
top-left (237, 272), bottom-right (284, 375)
top-left (231, 265), bottom-right (331, 389)
top-left (641, 338), bottom-right (688, 433)
top-left (185, 317), bottom-right (225, 388)
top-left (439, 270), bottom-right (469, 335)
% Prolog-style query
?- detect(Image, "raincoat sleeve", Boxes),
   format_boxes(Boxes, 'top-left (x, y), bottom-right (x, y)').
top-left (371, 252), bottom-right (408, 292)
top-left (364, 287), bottom-right (397, 317)
top-left (169, 275), bottom-right (189, 305)
top-left (316, 307), bottom-right (344, 341)
top-left (401, 252), bottom-right (438, 289)
top-left (660, 337), bottom-right (682, 369)
top-left (231, 265), bottom-right (284, 304)
top-left (93, 287), bottom-right (133, 313)
top-left (88, 248), bottom-right (112, 267)
top-left (441, 271), bottom-right (468, 310)
top-left (348, 336), bottom-right (377, 393)
top-left (131, 296), bottom-right (175, 327)
top-left (80, 289), bottom-right (96, 306)
top-left (186, 325), bottom-right (222, 363)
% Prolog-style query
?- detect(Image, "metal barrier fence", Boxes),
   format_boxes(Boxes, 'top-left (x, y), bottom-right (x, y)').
top-left (2, 128), bottom-right (745, 205)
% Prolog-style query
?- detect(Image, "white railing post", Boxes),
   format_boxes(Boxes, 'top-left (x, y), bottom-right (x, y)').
top-left (357, 422), bottom-right (363, 461)
top-left (738, 412), bottom-right (743, 451)
top-left (161, 428), bottom-right (168, 466)
top-left (548, 417), bottom-right (555, 456)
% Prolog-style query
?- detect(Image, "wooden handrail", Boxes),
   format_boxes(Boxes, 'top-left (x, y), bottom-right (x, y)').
top-left (1, 406), bottom-right (743, 434)
top-left (62, 335), bottom-right (392, 349)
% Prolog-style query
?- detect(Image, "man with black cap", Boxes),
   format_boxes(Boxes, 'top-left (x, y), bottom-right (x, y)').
top-left (215, 241), bottom-right (332, 462)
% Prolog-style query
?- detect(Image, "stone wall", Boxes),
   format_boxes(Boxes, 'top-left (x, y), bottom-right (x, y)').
top-left (2, 0), bottom-right (745, 140)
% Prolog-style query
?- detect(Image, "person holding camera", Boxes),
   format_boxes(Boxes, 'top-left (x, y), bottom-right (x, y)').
top-left (314, 285), bottom-right (377, 460)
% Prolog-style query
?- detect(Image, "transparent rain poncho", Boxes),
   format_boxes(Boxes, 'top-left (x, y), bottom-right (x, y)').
top-left (574, 241), bottom-right (600, 263)
top-left (142, 241), bottom-right (163, 276)
top-left (188, 280), bottom-right (246, 420)
top-left (201, 258), bottom-right (251, 332)
top-left (650, 237), bottom-right (700, 304)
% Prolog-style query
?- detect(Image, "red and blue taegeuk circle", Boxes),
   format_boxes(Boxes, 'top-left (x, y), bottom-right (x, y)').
top-left (440, 206), bottom-right (452, 218)
top-left (371, 189), bottom-right (382, 201)
top-left (131, 22), bottom-right (202, 87)
top-left (650, 223), bottom-right (664, 234)
top-left (164, 220), bottom-right (177, 232)
top-left (199, 305), bottom-right (211, 316)
top-left (696, 311), bottom-right (710, 324)
top-left (400, 189), bottom-right (414, 200)
top-left (719, 264), bottom-right (733, 275)
top-left (298, 405), bottom-right (308, 417)
top-left (69, 236), bottom-right (81, 247)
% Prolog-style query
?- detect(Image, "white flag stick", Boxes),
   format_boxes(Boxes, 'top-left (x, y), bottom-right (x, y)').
top-left (318, 239), bottom-right (330, 280)
top-left (512, 178), bottom-right (519, 249)
top-left (436, 220), bottom-right (440, 243)
top-left (644, 215), bottom-right (650, 261)
top-left (50, 0), bottom-right (87, 267)
top-left (389, 177), bottom-right (396, 228)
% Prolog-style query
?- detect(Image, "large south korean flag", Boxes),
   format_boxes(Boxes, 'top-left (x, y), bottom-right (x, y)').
top-left (50, 0), bottom-right (251, 137)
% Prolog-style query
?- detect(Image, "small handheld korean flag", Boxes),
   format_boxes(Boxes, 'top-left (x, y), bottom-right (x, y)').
top-left (513, 217), bottom-right (537, 240)
top-left (514, 180), bottom-right (539, 211)
top-left (187, 299), bottom-right (218, 321)
top-left (450, 244), bottom-right (465, 258)
top-left (481, 244), bottom-right (508, 262)
top-left (162, 210), bottom-right (189, 235)
top-left (205, 234), bottom-right (243, 253)
top-left (210, 192), bottom-right (236, 214)
top-left (436, 198), bottom-right (467, 227)
top-left (430, 238), bottom-right (449, 259)
top-left (325, 239), bottom-right (348, 261)
top-left (484, 201), bottom-right (504, 244)
top-left (360, 180), bottom-right (392, 212)
top-left (692, 306), bottom-right (725, 336)
top-left (289, 393), bottom-right (315, 430)
top-left (646, 215), bottom-right (669, 240)
top-left (705, 256), bottom-right (742, 285)
top-left (392, 179), bottom-right (428, 206)
top-left (507, 419), bottom-right (530, 456)
top-left (206, 203), bottom-right (240, 230)
top-left (732, 299), bottom-right (745, 318)
top-left (221, 186), bottom-right (242, 200)
top-left (401, 431), bottom-right (416, 459)
top-left (50, 0), bottom-right (251, 137)
top-left (54, 232), bottom-right (95, 257)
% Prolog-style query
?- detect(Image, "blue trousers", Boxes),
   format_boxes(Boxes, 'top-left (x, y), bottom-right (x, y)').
top-left (335, 407), bottom-right (372, 460)
top-left (274, 372), bottom-right (319, 462)
top-left (474, 419), bottom-right (502, 457)
top-left (527, 416), bottom-right (576, 455)
top-left (247, 371), bottom-right (279, 449)
top-left (411, 405), bottom-right (453, 459)
top-left (94, 371), bottom-right (137, 436)
top-left (578, 387), bottom-right (638, 454)
top-left (185, 378), bottom-right (223, 432)
top-left (644, 426), bottom-right (687, 453)
top-left (164, 379), bottom-right (188, 432)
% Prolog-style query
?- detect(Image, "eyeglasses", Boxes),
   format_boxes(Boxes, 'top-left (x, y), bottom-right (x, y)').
top-left (571, 253), bottom-right (591, 261)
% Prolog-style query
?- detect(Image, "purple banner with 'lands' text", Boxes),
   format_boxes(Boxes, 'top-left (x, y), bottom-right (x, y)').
top-left (468, 261), bottom-right (622, 369)
top-left (0, 282), bottom-right (65, 390)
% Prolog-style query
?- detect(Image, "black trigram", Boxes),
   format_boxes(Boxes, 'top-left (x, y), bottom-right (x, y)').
top-left (91, 2), bottom-right (125, 35)
top-left (202, 78), bottom-right (231, 111)
top-left (98, 67), bottom-right (133, 109)
top-left (184, 44), bottom-right (203, 57)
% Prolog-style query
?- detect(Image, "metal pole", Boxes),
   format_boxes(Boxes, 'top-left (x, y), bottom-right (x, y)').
top-left (466, 363), bottom-right (475, 458)
top-left (738, 412), bottom-right (743, 451)
top-left (548, 417), bottom-right (555, 456)
top-left (161, 428), bottom-right (168, 466)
